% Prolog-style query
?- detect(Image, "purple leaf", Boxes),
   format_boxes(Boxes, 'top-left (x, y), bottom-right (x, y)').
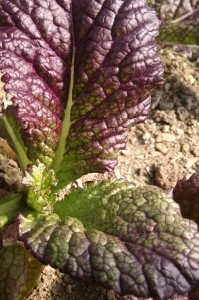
top-left (55, 0), bottom-right (164, 187)
top-left (0, 0), bottom-right (72, 165)
top-left (173, 172), bottom-right (199, 225)
top-left (0, 0), bottom-right (163, 181)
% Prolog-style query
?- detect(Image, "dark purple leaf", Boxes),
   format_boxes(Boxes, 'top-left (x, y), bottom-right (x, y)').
top-left (55, 0), bottom-right (164, 188)
top-left (0, 0), bottom-right (72, 165)
top-left (173, 172), bottom-right (199, 225)
top-left (0, 1), bottom-right (163, 182)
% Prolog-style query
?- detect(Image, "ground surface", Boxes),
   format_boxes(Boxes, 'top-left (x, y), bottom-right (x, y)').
top-left (0, 48), bottom-right (198, 299)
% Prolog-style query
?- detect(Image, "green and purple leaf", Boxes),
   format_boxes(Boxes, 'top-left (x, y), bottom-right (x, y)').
top-left (152, 0), bottom-right (199, 59)
top-left (158, 20), bottom-right (199, 60)
top-left (0, 0), bottom-right (163, 184)
top-left (0, 0), bottom-right (72, 166)
top-left (0, 242), bottom-right (43, 300)
top-left (18, 182), bottom-right (199, 299)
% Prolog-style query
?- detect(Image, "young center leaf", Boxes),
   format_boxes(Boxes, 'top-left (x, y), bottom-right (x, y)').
top-left (18, 182), bottom-right (199, 299)
top-left (0, 0), bottom-right (163, 185)
top-left (22, 161), bottom-right (57, 213)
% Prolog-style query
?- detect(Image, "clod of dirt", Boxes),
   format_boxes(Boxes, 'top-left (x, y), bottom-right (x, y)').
top-left (154, 163), bottom-right (180, 189)
top-left (0, 153), bottom-right (22, 191)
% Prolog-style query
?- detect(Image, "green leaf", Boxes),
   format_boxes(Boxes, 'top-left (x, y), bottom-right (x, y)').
top-left (0, 242), bottom-right (43, 300)
top-left (158, 21), bottom-right (199, 46)
top-left (22, 161), bottom-right (57, 213)
top-left (0, 190), bottom-right (22, 223)
top-left (18, 182), bottom-right (199, 299)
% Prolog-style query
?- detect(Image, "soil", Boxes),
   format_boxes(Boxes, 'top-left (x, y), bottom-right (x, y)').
top-left (1, 48), bottom-right (199, 300)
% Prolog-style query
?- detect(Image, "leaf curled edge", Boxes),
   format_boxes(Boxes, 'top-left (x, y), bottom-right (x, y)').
top-left (18, 182), bottom-right (199, 299)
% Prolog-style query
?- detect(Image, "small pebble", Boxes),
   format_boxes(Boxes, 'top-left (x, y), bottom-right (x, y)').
top-left (181, 143), bottom-right (190, 153)
top-left (155, 143), bottom-right (169, 154)
top-left (156, 133), bottom-right (176, 143)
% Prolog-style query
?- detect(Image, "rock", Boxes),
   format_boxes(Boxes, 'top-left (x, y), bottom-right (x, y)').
top-left (181, 143), bottom-right (190, 153)
top-left (156, 133), bottom-right (176, 143)
top-left (162, 125), bottom-right (170, 133)
top-left (142, 132), bottom-right (152, 144)
top-left (155, 143), bottom-right (169, 154)
top-left (152, 110), bottom-right (177, 125)
top-left (185, 158), bottom-right (198, 169)
top-left (195, 107), bottom-right (199, 115)
top-left (155, 163), bottom-right (180, 189)
top-left (114, 168), bottom-right (122, 179)
top-left (177, 107), bottom-right (189, 121)
top-left (191, 144), bottom-right (199, 157)
top-left (176, 128), bottom-right (184, 136)
top-left (120, 149), bottom-right (130, 156)
top-left (159, 101), bottom-right (174, 110)
top-left (188, 74), bottom-right (195, 85)
top-left (0, 154), bottom-right (22, 191)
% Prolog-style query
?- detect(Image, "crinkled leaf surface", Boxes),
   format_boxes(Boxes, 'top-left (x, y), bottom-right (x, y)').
top-left (0, 0), bottom-right (71, 166)
top-left (158, 21), bottom-right (199, 59)
top-left (55, 0), bottom-right (164, 187)
top-left (22, 161), bottom-right (57, 213)
top-left (0, 242), bottom-right (43, 300)
top-left (18, 182), bottom-right (199, 299)
top-left (158, 21), bottom-right (199, 46)
top-left (0, 0), bottom-right (163, 181)
top-left (173, 172), bottom-right (199, 225)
